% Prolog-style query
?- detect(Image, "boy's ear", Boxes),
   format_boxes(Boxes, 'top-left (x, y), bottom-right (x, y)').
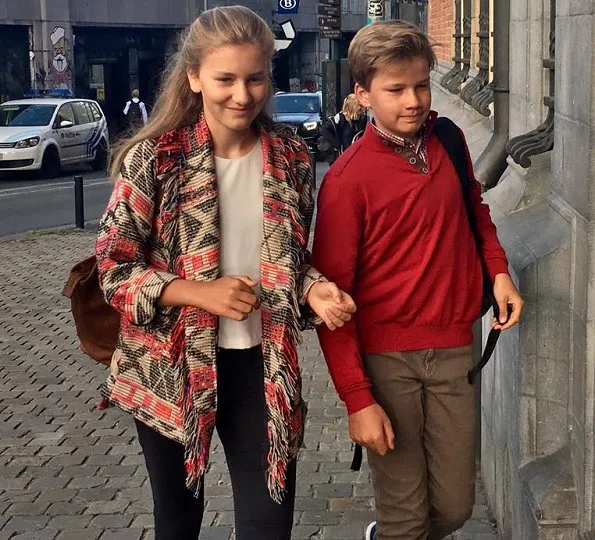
top-left (354, 83), bottom-right (371, 109)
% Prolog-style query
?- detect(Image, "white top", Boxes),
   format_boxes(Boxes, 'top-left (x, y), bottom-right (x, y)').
top-left (215, 140), bottom-right (263, 349)
top-left (123, 97), bottom-right (148, 124)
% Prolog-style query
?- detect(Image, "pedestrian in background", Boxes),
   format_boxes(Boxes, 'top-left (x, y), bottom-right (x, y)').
top-left (318, 93), bottom-right (367, 163)
top-left (313, 20), bottom-right (523, 540)
top-left (96, 6), bottom-right (355, 540)
top-left (123, 88), bottom-right (148, 129)
top-left (334, 93), bottom-right (368, 152)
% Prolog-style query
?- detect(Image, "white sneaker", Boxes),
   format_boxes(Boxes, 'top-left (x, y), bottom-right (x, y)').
top-left (365, 521), bottom-right (377, 540)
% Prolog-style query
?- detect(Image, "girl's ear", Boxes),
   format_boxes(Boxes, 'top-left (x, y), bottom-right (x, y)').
top-left (187, 69), bottom-right (202, 94)
top-left (354, 83), bottom-right (370, 109)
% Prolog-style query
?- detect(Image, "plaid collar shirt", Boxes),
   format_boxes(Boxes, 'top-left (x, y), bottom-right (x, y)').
top-left (371, 119), bottom-right (429, 170)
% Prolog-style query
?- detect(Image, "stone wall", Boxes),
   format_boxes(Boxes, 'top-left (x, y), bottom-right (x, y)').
top-left (431, 0), bottom-right (594, 537)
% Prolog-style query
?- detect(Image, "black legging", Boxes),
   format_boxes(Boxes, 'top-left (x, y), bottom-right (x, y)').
top-left (135, 346), bottom-right (297, 540)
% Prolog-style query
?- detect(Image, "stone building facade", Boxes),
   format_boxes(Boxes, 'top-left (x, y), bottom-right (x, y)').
top-left (429, 1), bottom-right (595, 538)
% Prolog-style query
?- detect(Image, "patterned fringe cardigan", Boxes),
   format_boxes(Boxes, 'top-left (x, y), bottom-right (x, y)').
top-left (96, 115), bottom-right (324, 502)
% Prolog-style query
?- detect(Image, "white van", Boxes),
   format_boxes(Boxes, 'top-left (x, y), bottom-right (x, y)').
top-left (0, 98), bottom-right (109, 177)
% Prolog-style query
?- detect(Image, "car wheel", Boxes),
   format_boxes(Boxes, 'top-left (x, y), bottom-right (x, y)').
top-left (40, 146), bottom-right (61, 178)
top-left (91, 139), bottom-right (109, 171)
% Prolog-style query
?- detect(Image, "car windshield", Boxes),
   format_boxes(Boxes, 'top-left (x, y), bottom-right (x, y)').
top-left (273, 95), bottom-right (320, 114)
top-left (0, 104), bottom-right (56, 127)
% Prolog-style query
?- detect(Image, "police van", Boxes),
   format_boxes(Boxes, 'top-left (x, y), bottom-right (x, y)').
top-left (0, 97), bottom-right (109, 177)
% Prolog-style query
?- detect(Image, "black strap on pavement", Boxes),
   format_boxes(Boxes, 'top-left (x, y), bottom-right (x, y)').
top-left (351, 443), bottom-right (363, 471)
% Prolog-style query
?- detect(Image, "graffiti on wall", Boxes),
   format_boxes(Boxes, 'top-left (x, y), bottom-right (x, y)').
top-left (48, 26), bottom-right (71, 88)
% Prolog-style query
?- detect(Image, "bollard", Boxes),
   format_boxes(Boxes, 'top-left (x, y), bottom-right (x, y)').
top-left (309, 150), bottom-right (317, 189)
top-left (74, 175), bottom-right (85, 229)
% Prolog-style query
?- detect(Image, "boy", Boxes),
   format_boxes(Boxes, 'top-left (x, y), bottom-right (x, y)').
top-left (312, 21), bottom-right (523, 540)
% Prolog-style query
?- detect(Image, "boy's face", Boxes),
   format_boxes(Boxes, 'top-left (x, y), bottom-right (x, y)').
top-left (355, 56), bottom-right (431, 140)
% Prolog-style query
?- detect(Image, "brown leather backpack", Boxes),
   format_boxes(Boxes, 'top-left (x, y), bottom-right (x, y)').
top-left (62, 255), bottom-right (119, 366)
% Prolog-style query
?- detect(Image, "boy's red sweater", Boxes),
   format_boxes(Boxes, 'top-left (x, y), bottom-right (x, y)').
top-left (313, 114), bottom-right (509, 415)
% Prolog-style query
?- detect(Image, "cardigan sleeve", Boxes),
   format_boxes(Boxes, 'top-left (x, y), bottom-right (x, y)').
top-left (289, 136), bottom-right (327, 325)
top-left (95, 139), bottom-right (179, 326)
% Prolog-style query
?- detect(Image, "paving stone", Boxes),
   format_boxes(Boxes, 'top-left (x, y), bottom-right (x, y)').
top-left (47, 514), bottom-right (93, 529)
top-left (98, 530), bottom-right (144, 540)
top-left (129, 514), bottom-right (153, 528)
top-left (7, 501), bottom-right (50, 515)
top-left (292, 525), bottom-right (322, 539)
top-left (55, 530), bottom-right (102, 540)
top-left (198, 527), bottom-right (233, 540)
top-left (35, 488), bottom-right (78, 503)
top-left (45, 501), bottom-right (88, 515)
top-left (90, 514), bottom-right (134, 528)
top-left (3, 516), bottom-right (50, 534)
top-left (74, 488), bottom-right (118, 503)
top-left (84, 499), bottom-right (130, 515)
top-left (11, 533), bottom-right (58, 540)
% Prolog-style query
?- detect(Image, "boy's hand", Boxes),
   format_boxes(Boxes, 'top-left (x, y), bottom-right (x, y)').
top-left (307, 281), bottom-right (356, 330)
top-left (492, 273), bottom-right (524, 331)
top-left (348, 404), bottom-right (395, 456)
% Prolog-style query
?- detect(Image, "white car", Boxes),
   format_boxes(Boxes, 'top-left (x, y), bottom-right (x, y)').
top-left (0, 98), bottom-right (109, 177)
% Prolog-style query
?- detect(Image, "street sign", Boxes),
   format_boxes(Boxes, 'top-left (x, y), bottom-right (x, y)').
top-left (321, 28), bottom-right (341, 39)
top-left (274, 20), bottom-right (296, 51)
top-left (278, 0), bottom-right (300, 15)
top-left (318, 16), bottom-right (341, 28)
top-left (318, 0), bottom-right (341, 39)
top-left (367, 0), bottom-right (384, 18)
top-left (318, 4), bottom-right (341, 16)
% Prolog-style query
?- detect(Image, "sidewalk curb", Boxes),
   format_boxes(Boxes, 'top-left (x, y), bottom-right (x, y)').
top-left (0, 219), bottom-right (100, 244)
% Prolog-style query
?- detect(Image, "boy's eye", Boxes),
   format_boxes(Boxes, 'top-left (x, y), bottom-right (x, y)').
top-left (217, 78), bottom-right (233, 83)
top-left (389, 88), bottom-right (403, 93)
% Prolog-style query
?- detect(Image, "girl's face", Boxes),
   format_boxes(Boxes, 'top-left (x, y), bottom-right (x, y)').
top-left (187, 43), bottom-right (269, 137)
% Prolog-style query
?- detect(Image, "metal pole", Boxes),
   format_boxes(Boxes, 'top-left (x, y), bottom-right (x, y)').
top-left (74, 175), bottom-right (85, 229)
top-left (474, 0), bottom-right (510, 187)
top-left (310, 150), bottom-right (317, 189)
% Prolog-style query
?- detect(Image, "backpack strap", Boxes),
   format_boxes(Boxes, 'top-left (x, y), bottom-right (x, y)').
top-left (433, 117), bottom-right (503, 385)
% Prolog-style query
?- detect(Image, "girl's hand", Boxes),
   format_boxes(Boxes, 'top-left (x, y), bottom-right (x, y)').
top-left (307, 281), bottom-right (356, 330)
top-left (491, 273), bottom-right (524, 331)
top-left (186, 276), bottom-right (260, 321)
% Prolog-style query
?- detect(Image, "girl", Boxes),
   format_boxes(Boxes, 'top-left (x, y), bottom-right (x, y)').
top-left (318, 93), bottom-right (368, 162)
top-left (96, 6), bottom-right (355, 540)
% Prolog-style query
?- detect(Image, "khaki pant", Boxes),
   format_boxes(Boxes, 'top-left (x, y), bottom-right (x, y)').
top-left (364, 346), bottom-right (476, 540)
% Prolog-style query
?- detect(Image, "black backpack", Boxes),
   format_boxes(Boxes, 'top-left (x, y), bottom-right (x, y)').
top-left (434, 116), bottom-right (505, 386)
top-left (127, 100), bottom-right (143, 127)
top-left (349, 117), bottom-right (507, 472)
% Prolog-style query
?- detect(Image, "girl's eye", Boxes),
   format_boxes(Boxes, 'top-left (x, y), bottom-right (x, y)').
top-left (217, 78), bottom-right (233, 83)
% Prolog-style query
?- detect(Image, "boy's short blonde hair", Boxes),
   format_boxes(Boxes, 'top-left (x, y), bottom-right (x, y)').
top-left (348, 20), bottom-right (436, 90)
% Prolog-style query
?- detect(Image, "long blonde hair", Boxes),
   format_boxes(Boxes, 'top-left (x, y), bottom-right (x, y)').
top-left (341, 94), bottom-right (366, 122)
top-left (110, 6), bottom-right (276, 178)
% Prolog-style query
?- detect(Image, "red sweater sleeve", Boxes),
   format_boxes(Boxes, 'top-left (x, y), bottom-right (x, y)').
top-left (461, 130), bottom-right (510, 281)
top-left (313, 172), bottom-right (376, 415)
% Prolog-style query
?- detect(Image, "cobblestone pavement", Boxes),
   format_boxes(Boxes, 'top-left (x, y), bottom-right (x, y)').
top-left (0, 231), bottom-right (499, 539)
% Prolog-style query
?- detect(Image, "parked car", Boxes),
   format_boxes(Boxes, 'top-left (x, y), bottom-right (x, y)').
top-left (270, 92), bottom-right (322, 155)
top-left (0, 97), bottom-right (109, 177)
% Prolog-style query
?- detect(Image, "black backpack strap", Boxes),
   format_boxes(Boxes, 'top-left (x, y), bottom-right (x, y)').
top-left (433, 117), bottom-right (502, 384)
top-left (351, 443), bottom-right (363, 471)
